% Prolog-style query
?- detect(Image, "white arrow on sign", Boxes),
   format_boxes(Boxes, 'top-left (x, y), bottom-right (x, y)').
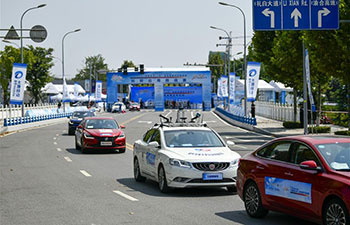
top-left (262, 8), bottom-right (275, 28)
top-left (291, 8), bottom-right (302, 27)
top-left (318, 8), bottom-right (331, 28)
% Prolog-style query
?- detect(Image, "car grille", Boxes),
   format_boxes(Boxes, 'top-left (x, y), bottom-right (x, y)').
top-left (192, 162), bottom-right (230, 171)
top-left (187, 178), bottom-right (234, 183)
top-left (95, 137), bottom-right (115, 142)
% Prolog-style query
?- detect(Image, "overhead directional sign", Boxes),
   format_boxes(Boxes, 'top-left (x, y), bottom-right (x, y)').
top-left (253, 0), bottom-right (339, 30)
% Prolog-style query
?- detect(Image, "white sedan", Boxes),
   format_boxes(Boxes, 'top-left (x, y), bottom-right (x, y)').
top-left (133, 125), bottom-right (241, 193)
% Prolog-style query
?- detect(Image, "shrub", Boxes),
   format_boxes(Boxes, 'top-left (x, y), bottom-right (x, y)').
top-left (283, 121), bottom-right (302, 129)
top-left (334, 130), bottom-right (350, 136)
top-left (308, 126), bottom-right (331, 133)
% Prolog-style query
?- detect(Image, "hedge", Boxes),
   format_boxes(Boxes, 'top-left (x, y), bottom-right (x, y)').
top-left (283, 121), bottom-right (302, 129)
top-left (334, 130), bottom-right (350, 136)
top-left (308, 126), bottom-right (331, 133)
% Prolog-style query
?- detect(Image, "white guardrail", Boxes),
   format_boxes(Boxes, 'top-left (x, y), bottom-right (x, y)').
top-left (255, 101), bottom-right (300, 122)
top-left (1, 104), bottom-right (58, 120)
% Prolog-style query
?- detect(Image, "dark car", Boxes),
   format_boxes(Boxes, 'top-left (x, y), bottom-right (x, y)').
top-left (236, 136), bottom-right (350, 225)
top-left (68, 111), bottom-right (95, 135)
top-left (75, 117), bottom-right (126, 153)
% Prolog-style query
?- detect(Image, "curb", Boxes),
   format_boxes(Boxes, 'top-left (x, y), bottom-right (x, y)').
top-left (0, 118), bottom-right (67, 136)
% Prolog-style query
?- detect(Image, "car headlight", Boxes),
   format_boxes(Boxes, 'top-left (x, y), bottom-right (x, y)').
top-left (169, 158), bottom-right (192, 168)
top-left (230, 159), bottom-right (239, 167)
top-left (84, 132), bottom-right (95, 139)
top-left (117, 133), bottom-right (125, 138)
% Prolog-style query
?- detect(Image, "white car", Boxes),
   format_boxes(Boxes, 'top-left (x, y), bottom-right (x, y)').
top-left (111, 102), bottom-right (126, 113)
top-left (133, 122), bottom-right (241, 193)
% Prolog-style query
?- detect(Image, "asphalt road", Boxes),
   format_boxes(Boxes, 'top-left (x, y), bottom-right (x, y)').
top-left (0, 109), bottom-right (316, 225)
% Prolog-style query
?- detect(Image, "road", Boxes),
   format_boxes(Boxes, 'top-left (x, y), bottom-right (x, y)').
top-left (0, 110), bottom-right (316, 225)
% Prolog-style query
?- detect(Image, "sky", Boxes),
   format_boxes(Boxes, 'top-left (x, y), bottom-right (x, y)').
top-left (0, 0), bottom-right (253, 79)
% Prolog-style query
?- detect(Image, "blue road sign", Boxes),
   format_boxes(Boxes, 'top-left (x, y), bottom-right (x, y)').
top-left (253, 0), bottom-right (339, 30)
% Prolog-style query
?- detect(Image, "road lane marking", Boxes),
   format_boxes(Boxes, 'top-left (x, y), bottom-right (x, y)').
top-left (138, 121), bottom-right (152, 124)
top-left (165, 111), bottom-right (172, 117)
top-left (121, 114), bottom-right (145, 126)
top-left (53, 137), bottom-right (57, 140)
top-left (80, 170), bottom-right (92, 177)
top-left (126, 143), bottom-right (134, 151)
top-left (56, 134), bottom-right (59, 136)
top-left (113, 190), bottom-right (139, 202)
top-left (57, 148), bottom-right (62, 152)
top-left (53, 142), bottom-right (57, 145)
top-left (64, 157), bottom-right (72, 162)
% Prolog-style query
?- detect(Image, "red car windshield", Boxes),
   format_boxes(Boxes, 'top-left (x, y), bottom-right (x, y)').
top-left (316, 142), bottom-right (350, 171)
top-left (85, 119), bottom-right (118, 129)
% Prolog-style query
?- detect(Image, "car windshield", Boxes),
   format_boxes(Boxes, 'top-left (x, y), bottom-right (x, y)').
top-left (316, 142), bottom-right (350, 171)
top-left (85, 119), bottom-right (119, 129)
top-left (72, 111), bottom-right (94, 118)
top-left (164, 130), bottom-right (225, 148)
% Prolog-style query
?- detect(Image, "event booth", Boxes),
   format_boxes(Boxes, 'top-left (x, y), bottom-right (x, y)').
top-left (107, 68), bottom-right (211, 111)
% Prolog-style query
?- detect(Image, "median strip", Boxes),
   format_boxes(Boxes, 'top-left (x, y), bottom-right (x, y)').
top-left (113, 190), bottom-right (139, 202)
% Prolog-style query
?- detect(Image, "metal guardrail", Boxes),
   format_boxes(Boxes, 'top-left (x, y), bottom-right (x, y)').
top-left (216, 107), bottom-right (257, 125)
top-left (3, 112), bottom-right (72, 127)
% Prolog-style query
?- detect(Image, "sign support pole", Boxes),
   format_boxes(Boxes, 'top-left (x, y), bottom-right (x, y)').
top-left (303, 40), bottom-right (308, 135)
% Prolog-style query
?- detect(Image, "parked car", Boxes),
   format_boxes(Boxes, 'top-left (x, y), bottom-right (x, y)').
top-left (68, 111), bottom-right (95, 135)
top-left (133, 113), bottom-right (240, 193)
top-left (237, 136), bottom-right (350, 225)
top-left (75, 117), bottom-right (126, 153)
top-left (111, 102), bottom-right (126, 113)
top-left (129, 102), bottom-right (140, 111)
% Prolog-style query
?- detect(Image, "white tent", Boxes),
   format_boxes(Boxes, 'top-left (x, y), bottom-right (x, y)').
top-left (42, 83), bottom-right (60, 94)
top-left (50, 93), bottom-right (63, 101)
top-left (269, 81), bottom-right (293, 92)
top-left (43, 83), bottom-right (86, 95)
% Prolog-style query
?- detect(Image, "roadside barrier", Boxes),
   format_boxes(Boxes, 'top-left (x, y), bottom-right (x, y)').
top-left (216, 107), bottom-right (257, 126)
top-left (3, 106), bottom-right (87, 127)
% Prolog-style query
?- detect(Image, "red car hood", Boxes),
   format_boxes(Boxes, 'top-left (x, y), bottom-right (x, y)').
top-left (85, 129), bottom-right (122, 137)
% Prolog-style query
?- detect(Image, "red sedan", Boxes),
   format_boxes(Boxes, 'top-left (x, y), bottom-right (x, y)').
top-left (129, 102), bottom-right (140, 111)
top-left (237, 136), bottom-right (350, 225)
top-left (75, 117), bottom-right (126, 153)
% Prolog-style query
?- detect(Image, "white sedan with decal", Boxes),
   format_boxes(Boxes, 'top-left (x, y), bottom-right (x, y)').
top-left (133, 126), bottom-right (241, 193)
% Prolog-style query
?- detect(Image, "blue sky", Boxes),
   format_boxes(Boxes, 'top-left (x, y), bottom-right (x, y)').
top-left (0, 0), bottom-right (254, 79)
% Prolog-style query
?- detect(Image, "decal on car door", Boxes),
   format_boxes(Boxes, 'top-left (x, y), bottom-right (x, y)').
top-left (146, 152), bottom-right (156, 165)
top-left (265, 177), bottom-right (312, 204)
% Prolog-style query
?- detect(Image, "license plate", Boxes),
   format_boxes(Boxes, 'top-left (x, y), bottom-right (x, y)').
top-left (100, 141), bottom-right (112, 146)
top-left (203, 173), bottom-right (223, 181)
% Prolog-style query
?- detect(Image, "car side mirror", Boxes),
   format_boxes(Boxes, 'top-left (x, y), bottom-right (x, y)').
top-left (77, 125), bottom-right (83, 129)
top-left (120, 125), bottom-right (125, 129)
top-left (149, 141), bottom-right (160, 149)
top-left (300, 160), bottom-right (322, 172)
top-left (227, 141), bottom-right (235, 146)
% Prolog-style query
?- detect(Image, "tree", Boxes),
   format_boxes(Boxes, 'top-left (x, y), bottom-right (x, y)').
top-left (26, 46), bottom-right (54, 104)
top-left (208, 52), bottom-right (224, 93)
top-left (0, 46), bottom-right (34, 105)
top-left (73, 54), bottom-right (109, 81)
top-left (120, 60), bottom-right (135, 68)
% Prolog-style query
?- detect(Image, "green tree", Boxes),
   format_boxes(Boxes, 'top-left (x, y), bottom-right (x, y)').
top-left (0, 46), bottom-right (34, 105)
top-left (26, 46), bottom-right (54, 104)
top-left (120, 60), bottom-right (135, 68)
top-left (73, 54), bottom-right (109, 81)
top-left (208, 52), bottom-right (224, 93)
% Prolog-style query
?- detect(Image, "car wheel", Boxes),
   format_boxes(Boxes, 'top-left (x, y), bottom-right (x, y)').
top-left (244, 182), bottom-right (268, 218)
top-left (134, 158), bottom-right (146, 182)
top-left (75, 136), bottom-right (81, 150)
top-left (158, 165), bottom-right (171, 193)
top-left (227, 186), bottom-right (237, 193)
top-left (323, 198), bottom-right (349, 225)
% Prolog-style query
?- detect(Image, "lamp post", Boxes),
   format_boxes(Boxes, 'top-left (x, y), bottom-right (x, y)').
top-left (62, 29), bottom-right (81, 111)
top-left (19, 4), bottom-right (46, 116)
top-left (219, 2), bottom-right (247, 117)
top-left (3, 40), bottom-right (20, 48)
top-left (233, 52), bottom-right (242, 74)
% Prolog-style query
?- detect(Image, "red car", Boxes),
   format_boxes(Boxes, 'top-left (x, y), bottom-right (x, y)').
top-left (129, 102), bottom-right (140, 111)
top-left (237, 136), bottom-right (350, 225)
top-left (75, 117), bottom-right (126, 153)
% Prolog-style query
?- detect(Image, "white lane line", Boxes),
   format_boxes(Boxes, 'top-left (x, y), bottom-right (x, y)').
top-left (138, 121), bottom-right (152, 124)
top-left (64, 157), bottom-right (72, 162)
top-left (165, 111), bottom-right (172, 117)
top-left (234, 145), bottom-right (248, 149)
top-left (56, 134), bottom-right (59, 136)
top-left (191, 111), bottom-right (194, 118)
top-left (80, 170), bottom-right (92, 177)
top-left (113, 190), bottom-right (139, 202)
top-left (57, 148), bottom-right (62, 152)
top-left (53, 137), bottom-right (57, 140)
top-left (53, 142), bottom-right (57, 145)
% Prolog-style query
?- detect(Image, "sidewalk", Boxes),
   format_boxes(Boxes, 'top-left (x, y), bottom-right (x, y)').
top-left (255, 116), bottom-right (346, 137)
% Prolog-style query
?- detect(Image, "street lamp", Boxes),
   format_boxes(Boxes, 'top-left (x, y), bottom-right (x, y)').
top-left (233, 51), bottom-right (242, 73)
top-left (62, 28), bottom-right (81, 111)
top-left (19, 4), bottom-right (46, 117)
top-left (2, 39), bottom-right (20, 48)
top-left (219, 1), bottom-right (248, 117)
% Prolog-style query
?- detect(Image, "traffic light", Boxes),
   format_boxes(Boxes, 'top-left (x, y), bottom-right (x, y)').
top-left (123, 65), bottom-right (127, 75)
top-left (140, 64), bottom-right (144, 74)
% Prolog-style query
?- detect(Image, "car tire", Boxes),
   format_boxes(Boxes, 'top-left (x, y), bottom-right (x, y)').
top-left (323, 198), bottom-right (349, 225)
top-left (227, 186), bottom-right (237, 193)
top-left (75, 136), bottom-right (81, 150)
top-left (158, 165), bottom-right (171, 193)
top-left (134, 158), bottom-right (146, 182)
top-left (244, 182), bottom-right (268, 218)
